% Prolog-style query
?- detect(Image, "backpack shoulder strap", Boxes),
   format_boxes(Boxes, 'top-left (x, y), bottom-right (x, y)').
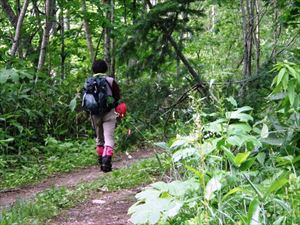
top-left (105, 79), bottom-right (113, 92)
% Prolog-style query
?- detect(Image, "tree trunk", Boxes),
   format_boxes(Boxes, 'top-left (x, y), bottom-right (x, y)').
top-left (103, 0), bottom-right (112, 76)
top-left (110, 0), bottom-right (115, 77)
top-left (38, 0), bottom-right (55, 71)
top-left (254, 0), bottom-right (260, 74)
top-left (210, 5), bottom-right (216, 32)
top-left (246, 0), bottom-right (254, 76)
top-left (9, 0), bottom-right (30, 57)
top-left (0, 0), bottom-right (17, 27)
top-left (59, 7), bottom-right (65, 79)
top-left (82, 0), bottom-right (94, 62)
top-left (146, 0), bottom-right (207, 95)
top-left (270, 0), bottom-right (281, 61)
top-left (240, 0), bottom-right (255, 79)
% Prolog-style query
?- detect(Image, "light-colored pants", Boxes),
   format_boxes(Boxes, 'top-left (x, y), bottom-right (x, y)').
top-left (91, 109), bottom-right (117, 148)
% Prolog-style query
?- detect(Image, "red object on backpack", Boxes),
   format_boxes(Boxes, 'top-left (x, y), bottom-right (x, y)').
top-left (115, 102), bottom-right (127, 118)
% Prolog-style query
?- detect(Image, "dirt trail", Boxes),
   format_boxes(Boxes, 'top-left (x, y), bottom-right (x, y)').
top-left (48, 188), bottom-right (140, 225)
top-left (0, 148), bottom-right (156, 212)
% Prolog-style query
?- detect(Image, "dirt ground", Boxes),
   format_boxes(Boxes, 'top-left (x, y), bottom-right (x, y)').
top-left (0, 148), bottom-right (157, 212)
top-left (47, 188), bottom-right (141, 225)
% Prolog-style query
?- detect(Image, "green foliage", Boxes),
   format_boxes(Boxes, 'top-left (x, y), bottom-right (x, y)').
top-left (128, 63), bottom-right (300, 224)
top-left (0, 137), bottom-right (95, 189)
top-left (0, 67), bottom-right (90, 153)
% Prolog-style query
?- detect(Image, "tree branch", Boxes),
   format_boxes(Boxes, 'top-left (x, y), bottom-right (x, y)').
top-left (0, 0), bottom-right (17, 27)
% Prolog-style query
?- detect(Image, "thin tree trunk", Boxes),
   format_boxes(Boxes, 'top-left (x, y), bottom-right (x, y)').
top-left (240, 0), bottom-right (248, 79)
top-left (254, 0), bottom-right (260, 74)
top-left (59, 7), bottom-right (65, 79)
top-left (246, 0), bottom-right (254, 77)
top-left (38, 0), bottom-right (55, 71)
top-left (82, 0), bottom-right (94, 62)
top-left (9, 0), bottom-right (30, 56)
top-left (110, 0), bottom-right (115, 77)
top-left (146, 0), bottom-right (207, 94)
top-left (0, 0), bottom-right (17, 27)
top-left (270, 0), bottom-right (281, 61)
top-left (240, 0), bottom-right (254, 79)
top-left (103, 0), bottom-right (112, 75)
top-left (210, 5), bottom-right (216, 32)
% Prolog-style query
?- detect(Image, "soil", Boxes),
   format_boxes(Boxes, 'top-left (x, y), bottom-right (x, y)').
top-left (47, 188), bottom-right (141, 225)
top-left (0, 148), bottom-right (157, 212)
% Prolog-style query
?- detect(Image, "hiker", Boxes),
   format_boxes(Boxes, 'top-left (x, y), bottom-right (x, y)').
top-left (82, 59), bottom-right (127, 172)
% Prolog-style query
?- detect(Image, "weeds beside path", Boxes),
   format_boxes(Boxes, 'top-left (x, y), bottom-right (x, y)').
top-left (0, 148), bottom-right (156, 212)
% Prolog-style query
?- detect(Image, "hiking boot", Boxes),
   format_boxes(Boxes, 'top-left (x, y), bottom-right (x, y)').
top-left (101, 156), bottom-right (112, 173)
top-left (96, 145), bottom-right (104, 167)
top-left (98, 155), bottom-right (102, 166)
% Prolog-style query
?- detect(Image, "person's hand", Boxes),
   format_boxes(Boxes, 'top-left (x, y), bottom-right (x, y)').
top-left (115, 102), bottom-right (127, 118)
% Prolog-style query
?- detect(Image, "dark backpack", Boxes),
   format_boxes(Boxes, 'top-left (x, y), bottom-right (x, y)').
top-left (82, 76), bottom-right (116, 115)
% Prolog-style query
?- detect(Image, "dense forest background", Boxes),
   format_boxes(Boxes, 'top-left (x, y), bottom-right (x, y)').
top-left (0, 0), bottom-right (299, 224)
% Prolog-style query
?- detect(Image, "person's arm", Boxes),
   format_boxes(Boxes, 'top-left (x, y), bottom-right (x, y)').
top-left (112, 80), bottom-right (121, 102)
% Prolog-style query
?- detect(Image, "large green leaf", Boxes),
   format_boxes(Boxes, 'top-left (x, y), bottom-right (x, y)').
top-left (260, 124), bottom-right (269, 139)
top-left (204, 177), bottom-right (222, 201)
top-left (226, 96), bottom-right (238, 107)
top-left (172, 147), bottom-right (198, 162)
top-left (69, 96), bottom-right (77, 112)
top-left (287, 80), bottom-right (296, 106)
top-left (0, 68), bottom-right (10, 84)
top-left (234, 152), bottom-right (250, 167)
top-left (265, 174), bottom-right (289, 198)
top-left (247, 198), bottom-right (261, 225)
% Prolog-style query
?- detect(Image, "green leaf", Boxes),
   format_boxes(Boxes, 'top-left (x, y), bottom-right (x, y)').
top-left (227, 135), bottom-right (243, 146)
top-left (256, 152), bottom-right (266, 165)
top-left (237, 106), bottom-right (253, 113)
top-left (10, 69), bottom-right (19, 83)
top-left (204, 177), bottom-right (222, 201)
top-left (268, 92), bottom-right (287, 101)
top-left (223, 148), bottom-right (235, 164)
top-left (285, 64), bottom-right (297, 78)
top-left (282, 72), bottom-right (289, 90)
top-left (260, 124), bottom-right (269, 139)
top-left (287, 81), bottom-right (296, 106)
top-left (226, 109), bottom-right (253, 122)
top-left (0, 68), bottom-right (10, 84)
top-left (234, 152), bottom-right (250, 167)
top-left (0, 138), bottom-right (15, 143)
top-left (226, 96), bottom-right (238, 107)
top-left (276, 67), bottom-right (286, 86)
top-left (170, 139), bottom-right (186, 149)
top-left (265, 175), bottom-right (289, 198)
top-left (69, 96), bottom-right (77, 112)
top-left (261, 137), bottom-right (284, 146)
top-left (154, 142), bottom-right (169, 151)
top-left (185, 165), bottom-right (204, 180)
top-left (172, 148), bottom-right (198, 162)
top-left (243, 175), bottom-right (264, 199)
top-left (228, 123), bottom-right (252, 135)
top-left (222, 187), bottom-right (244, 200)
top-left (247, 198), bottom-right (261, 225)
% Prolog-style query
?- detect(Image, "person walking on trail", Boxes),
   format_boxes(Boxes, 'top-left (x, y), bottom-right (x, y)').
top-left (82, 59), bottom-right (127, 172)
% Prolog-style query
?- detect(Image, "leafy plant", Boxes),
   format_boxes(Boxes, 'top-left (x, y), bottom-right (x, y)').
top-left (128, 62), bottom-right (299, 224)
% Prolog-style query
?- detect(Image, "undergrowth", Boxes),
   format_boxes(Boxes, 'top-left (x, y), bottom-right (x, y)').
top-left (0, 155), bottom-right (167, 225)
top-left (0, 138), bottom-right (96, 189)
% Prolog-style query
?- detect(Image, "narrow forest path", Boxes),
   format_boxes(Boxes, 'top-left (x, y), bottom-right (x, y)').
top-left (0, 148), bottom-right (156, 213)
top-left (48, 188), bottom-right (138, 225)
